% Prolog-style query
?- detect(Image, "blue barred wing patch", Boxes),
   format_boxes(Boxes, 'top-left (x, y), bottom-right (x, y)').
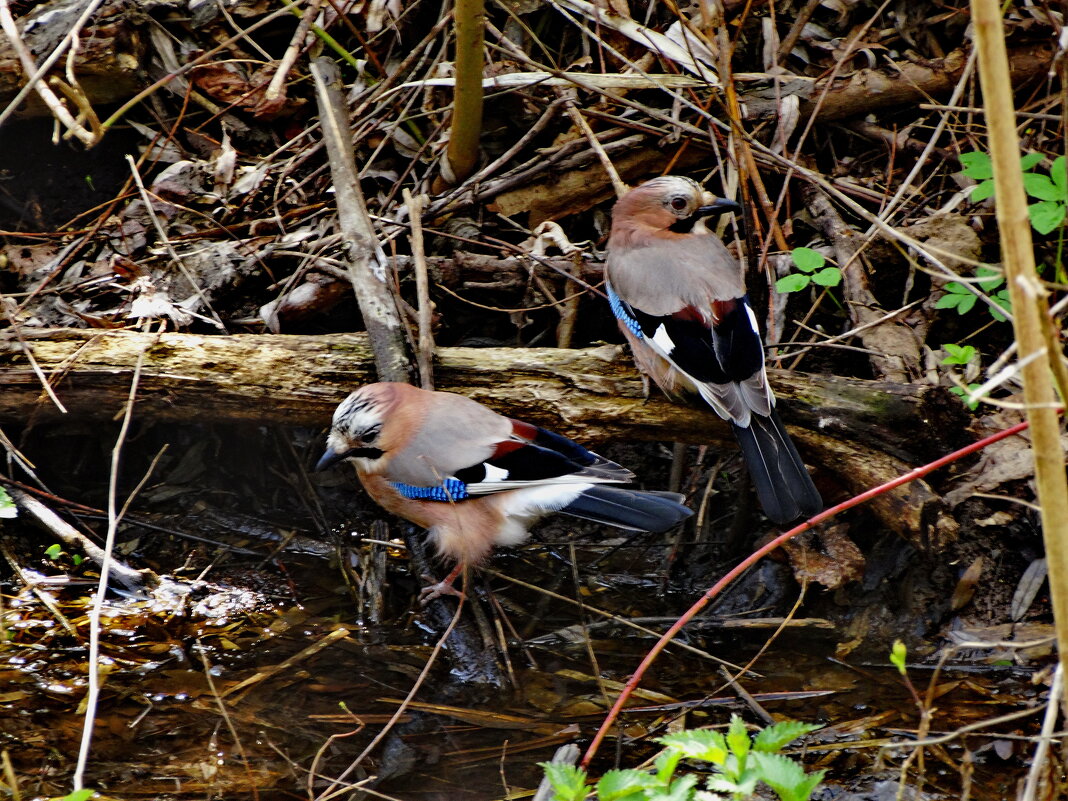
top-left (606, 283), bottom-right (643, 337)
top-left (390, 478), bottom-right (469, 501)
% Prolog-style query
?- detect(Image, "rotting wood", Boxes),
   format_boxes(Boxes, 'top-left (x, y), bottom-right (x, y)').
top-left (486, 45), bottom-right (1053, 224)
top-left (792, 430), bottom-right (960, 550)
top-left (0, 329), bottom-right (966, 456)
top-left (0, 0), bottom-right (144, 120)
top-left (742, 45), bottom-right (1054, 123)
top-left (0, 329), bottom-right (967, 545)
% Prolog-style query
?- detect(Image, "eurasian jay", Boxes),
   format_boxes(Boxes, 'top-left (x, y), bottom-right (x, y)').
top-left (605, 175), bottom-right (822, 524)
top-left (316, 382), bottom-right (693, 598)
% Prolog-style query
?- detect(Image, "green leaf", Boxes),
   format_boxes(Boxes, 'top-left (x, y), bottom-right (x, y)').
top-left (989, 289), bottom-right (1011, 322)
top-left (726, 715), bottom-right (751, 759)
top-left (706, 774), bottom-right (758, 796)
top-left (811, 267), bottom-right (842, 287)
top-left (935, 286), bottom-right (977, 314)
top-left (753, 721), bottom-right (823, 753)
top-left (1051, 156), bottom-right (1067, 194)
top-left (890, 639), bottom-right (907, 675)
top-left (72, 554), bottom-right (84, 566)
top-left (970, 180), bottom-right (995, 202)
top-left (658, 773), bottom-right (699, 801)
top-left (1029, 200), bottom-right (1066, 235)
top-left (975, 266), bottom-right (1004, 290)
top-left (934, 294), bottom-right (962, 310)
top-left (790, 247), bottom-right (826, 273)
top-left (597, 768), bottom-right (660, 801)
top-left (751, 752), bottom-right (825, 801)
top-left (44, 543), bottom-right (63, 560)
top-left (539, 762), bottom-right (588, 801)
top-left (775, 274), bottom-right (811, 293)
top-left (959, 151), bottom-right (993, 179)
top-left (654, 749), bottom-right (683, 785)
top-left (1019, 152), bottom-right (1044, 172)
top-left (57, 792), bottom-right (96, 801)
top-left (954, 292), bottom-right (978, 314)
top-left (950, 384), bottom-right (983, 411)
top-left (658, 729), bottom-right (729, 765)
top-left (1023, 173), bottom-right (1062, 202)
top-left (941, 343), bottom-right (977, 365)
top-left (0, 486), bottom-right (15, 519)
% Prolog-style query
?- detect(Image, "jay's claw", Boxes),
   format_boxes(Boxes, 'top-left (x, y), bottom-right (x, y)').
top-left (419, 574), bottom-right (465, 604)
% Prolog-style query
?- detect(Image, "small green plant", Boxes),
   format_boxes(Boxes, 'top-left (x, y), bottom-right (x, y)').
top-left (889, 639), bottom-right (908, 675)
top-left (54, 791), bottom-right (96, 801)
top-left (0, 486), bottom-right (15, 519)
top-left (934, 266), bottom-right (1010, 322)
top-left (540, 716), bottom-right (824, 801)
top-left (941, 343), bottom-right (982, 410)
top-left (941, 343), bottom-right (977, 365)
top-left (775, 247), bottom-right (841, 293)
top-left (961, 151), bottom-right (1067, 235)
top-left (43, 543), bottom-right (84, 566)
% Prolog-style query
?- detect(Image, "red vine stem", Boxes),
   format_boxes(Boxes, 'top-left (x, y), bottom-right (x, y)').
top-left (581, 418), bottom-right (1034, 767)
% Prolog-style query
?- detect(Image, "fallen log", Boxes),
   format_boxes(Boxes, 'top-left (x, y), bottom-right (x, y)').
top-left (0, 328), bottom-right (965, 455)
top-left (0, 328), bottom-right (971, 547)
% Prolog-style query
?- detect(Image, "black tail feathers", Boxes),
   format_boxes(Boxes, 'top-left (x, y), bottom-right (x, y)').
top-left (732, 409), bottom-right (822, 525)
top-left (560, 486), bottom-right (692, 532)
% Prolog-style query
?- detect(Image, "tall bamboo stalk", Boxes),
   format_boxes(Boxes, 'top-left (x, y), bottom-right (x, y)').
top-left (442, 0), bottom-right (484, 186)
top-left (971, 0), bottom-right (1068, 700)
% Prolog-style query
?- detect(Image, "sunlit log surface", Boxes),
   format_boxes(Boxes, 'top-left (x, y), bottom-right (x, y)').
top-left (0, 330), bottom-right (958, 445)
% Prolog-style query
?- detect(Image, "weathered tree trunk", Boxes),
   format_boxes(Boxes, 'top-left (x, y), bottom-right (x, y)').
top-left (0, 329), bottom-right (969, 546)
top-left (0, 329), bottom-right (963, 452)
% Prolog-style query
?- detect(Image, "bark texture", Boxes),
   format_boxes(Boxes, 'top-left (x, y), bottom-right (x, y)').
top-left (0, 329), bottom-right (963, 451)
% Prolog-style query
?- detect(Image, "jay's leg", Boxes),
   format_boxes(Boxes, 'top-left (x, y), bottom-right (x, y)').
top-left (419, 563), bottom-right (466, 603)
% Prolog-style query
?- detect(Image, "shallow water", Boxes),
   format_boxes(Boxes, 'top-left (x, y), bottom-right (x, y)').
top-left (0, 540), bottom-right (1050, 801)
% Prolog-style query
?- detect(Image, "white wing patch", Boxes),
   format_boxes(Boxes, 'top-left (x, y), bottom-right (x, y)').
top-left (745, 303), bottom-right (761, 336)
top-left (651, 324), bottom-right (676, 356)
top-left (483, 464), bottom-right (510, 482)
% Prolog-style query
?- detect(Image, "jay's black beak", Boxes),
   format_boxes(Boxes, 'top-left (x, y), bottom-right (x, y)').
top-left (315, 445), bottom-right (385, 471)
top-left (315, 448), bottom-right (346, 472)
top-left (695, 198), bottom-right (742, 218)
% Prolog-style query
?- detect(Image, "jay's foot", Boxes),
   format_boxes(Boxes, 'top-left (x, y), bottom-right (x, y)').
top-left (419, 573), bottom-right (465, 604)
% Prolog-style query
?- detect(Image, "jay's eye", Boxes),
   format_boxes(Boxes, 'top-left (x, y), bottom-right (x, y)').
top-left (362, 429), bottom-right (379, 443)
top-left (670, 196), bottom-right (688, 211)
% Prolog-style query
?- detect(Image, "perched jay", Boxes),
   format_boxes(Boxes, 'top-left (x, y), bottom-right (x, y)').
top-left (605, 175), bottom-right (822, 524)
top-left (316, 383), bottom-right (692, 598)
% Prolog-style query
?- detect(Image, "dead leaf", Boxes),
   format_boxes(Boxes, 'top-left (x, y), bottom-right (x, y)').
top-left (950, 556), bottom-right (984, 611)
top-left (1011, 558), bottom-right (1047, 621)
top-left (782, 525), bottom-right (865, 590)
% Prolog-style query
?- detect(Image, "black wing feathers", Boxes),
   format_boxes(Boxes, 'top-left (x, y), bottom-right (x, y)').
top-left (529, 425), bottom-right (598, 467)
top-left (630, 298), bottom-right (764, 385)
top-left (453, 445), bottom-right (577, 485)
top-left (453, 423), bottom-right (628, 486)
top-left (711, 303), bottom-right (764, 383)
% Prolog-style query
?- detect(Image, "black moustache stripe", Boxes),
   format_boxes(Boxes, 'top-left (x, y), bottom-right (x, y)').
top-left (348, 447), bottom-right (384, 459)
